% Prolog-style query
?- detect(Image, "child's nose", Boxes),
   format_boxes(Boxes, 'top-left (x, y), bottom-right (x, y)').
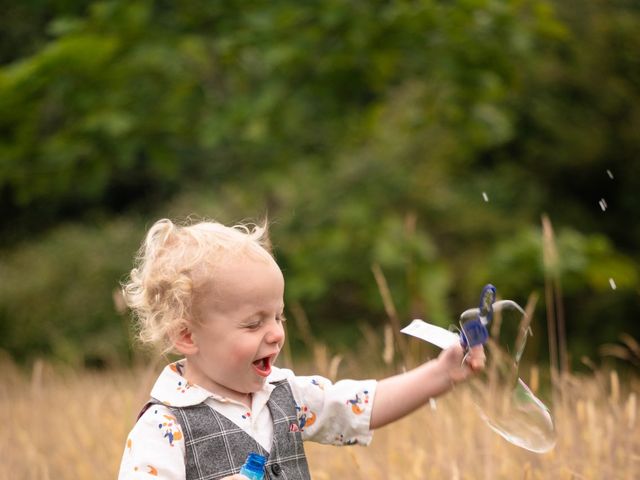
top-left (265, 320), bottom-right (285, 345)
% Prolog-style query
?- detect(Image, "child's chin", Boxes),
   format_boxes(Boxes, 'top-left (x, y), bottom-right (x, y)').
top-left (248, 374), bottom-right (268, 388)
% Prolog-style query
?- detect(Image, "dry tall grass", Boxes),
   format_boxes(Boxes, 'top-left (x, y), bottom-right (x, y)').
top-left (3, 353), bottom-right (638, 480)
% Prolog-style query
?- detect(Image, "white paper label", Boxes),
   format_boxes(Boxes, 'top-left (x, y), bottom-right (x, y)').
top-left (400, 319), bottom-right (460, 350)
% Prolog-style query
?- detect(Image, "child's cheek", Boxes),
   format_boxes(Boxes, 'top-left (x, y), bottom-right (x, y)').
top-left (228, 343), bottom-right (253, 364)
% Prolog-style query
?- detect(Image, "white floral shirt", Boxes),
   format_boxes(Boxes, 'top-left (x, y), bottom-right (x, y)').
top-left (118, 361), bottom-right (377, 479)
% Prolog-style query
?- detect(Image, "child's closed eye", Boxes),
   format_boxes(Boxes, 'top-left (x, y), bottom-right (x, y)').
top-left (243, 313), bottom-right (285, 329)
top-left (243, 320), bottom-right (263, 330)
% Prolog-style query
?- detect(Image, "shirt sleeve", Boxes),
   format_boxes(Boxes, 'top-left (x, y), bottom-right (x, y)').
top-left (118, 404), bottom-right (186, 480)
top-left (286, 372), bottom-right (377, 446)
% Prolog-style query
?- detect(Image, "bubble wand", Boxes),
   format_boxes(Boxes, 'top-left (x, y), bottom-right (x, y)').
top-left (401, 284), bottom-right (556, 453)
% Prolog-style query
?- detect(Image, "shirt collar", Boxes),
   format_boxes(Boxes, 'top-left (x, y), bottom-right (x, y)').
top-left (150, 360), bottom-right (289, 408)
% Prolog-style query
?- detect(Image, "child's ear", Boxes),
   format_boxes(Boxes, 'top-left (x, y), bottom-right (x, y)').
top-left (174, 324), bottom-right (199, 355)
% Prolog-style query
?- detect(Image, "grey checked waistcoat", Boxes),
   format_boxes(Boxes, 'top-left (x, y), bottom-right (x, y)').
top-left (162, 379), bottom-right (311, 480)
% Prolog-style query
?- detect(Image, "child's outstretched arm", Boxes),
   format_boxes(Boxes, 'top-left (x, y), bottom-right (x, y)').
top-left (369, 343), bottom-right (485, 429)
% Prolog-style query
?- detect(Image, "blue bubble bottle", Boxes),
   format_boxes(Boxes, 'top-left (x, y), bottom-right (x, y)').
top-left (239, 452), bottom-right (266, 480)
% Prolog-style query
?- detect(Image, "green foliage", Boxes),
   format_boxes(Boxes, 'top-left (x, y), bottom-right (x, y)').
top-left (0, 219), bottom-right (142, 366)
top-left (0, 0), bottom-right (638, 366)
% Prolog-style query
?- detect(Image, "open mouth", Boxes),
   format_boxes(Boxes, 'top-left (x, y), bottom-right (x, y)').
top-left (252, 356), bottom-right (272, 377)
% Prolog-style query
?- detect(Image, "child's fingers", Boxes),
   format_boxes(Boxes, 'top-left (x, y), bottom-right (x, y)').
top-left (466, 345), bottom-right (486, 371)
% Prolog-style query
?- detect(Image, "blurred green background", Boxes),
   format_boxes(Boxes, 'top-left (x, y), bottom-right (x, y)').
top-left (1, 0), bottom-right (638, 370)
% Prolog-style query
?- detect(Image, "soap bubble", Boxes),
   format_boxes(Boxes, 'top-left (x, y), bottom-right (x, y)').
top-left (461, 300), bottom-right (557, 453)
top-left (599, 199), bottom-right (608, 211)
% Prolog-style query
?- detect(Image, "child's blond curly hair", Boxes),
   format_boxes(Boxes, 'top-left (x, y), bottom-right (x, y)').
top-left (122, 218), bottom-right (272, 353)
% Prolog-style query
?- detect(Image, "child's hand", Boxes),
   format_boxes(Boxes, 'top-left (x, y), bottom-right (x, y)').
top-left (437, 343), bottom-right (486, 385)
top-left (220, 475), bottom-right (249, 480)
top-left (370, 341), bottom-right (486, 429)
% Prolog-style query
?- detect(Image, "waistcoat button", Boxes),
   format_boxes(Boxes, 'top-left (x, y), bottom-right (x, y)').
top-left (270, 463), bottom-right (282, 476)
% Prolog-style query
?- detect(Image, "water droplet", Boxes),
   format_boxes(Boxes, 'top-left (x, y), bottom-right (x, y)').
top-left (482, 192), bottom-right (489, 202)
top-left (609, 278), bottom-right (617, 290)
top-left (606, 169), bottom-right (614, 179)
top-left (599, 199), bottom-right (608, 211)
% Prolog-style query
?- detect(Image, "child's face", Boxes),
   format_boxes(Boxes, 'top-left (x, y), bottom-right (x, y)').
top-left (183, 251), bottom-right (286, 402)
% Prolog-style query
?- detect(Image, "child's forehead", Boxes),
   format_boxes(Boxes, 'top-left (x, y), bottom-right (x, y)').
top-left (194, 253), bottom-right (284, 310)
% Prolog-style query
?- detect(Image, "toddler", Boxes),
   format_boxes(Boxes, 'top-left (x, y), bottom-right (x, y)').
top-left (118, 218), bottom-right (485, 480)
